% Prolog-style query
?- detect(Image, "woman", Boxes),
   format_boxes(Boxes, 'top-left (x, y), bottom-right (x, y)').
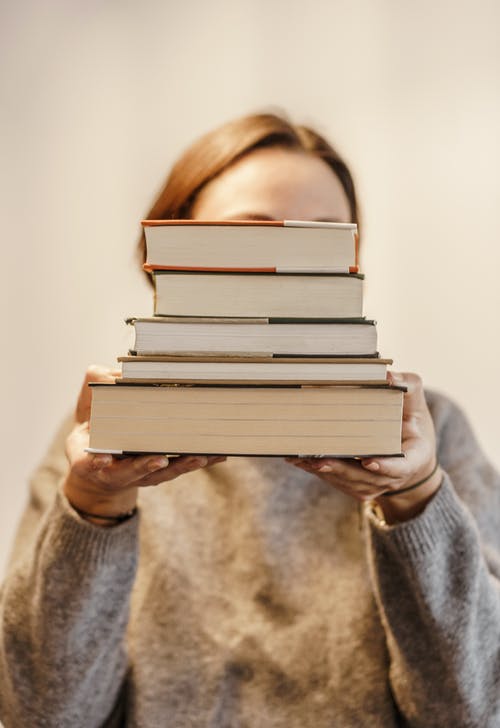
top-left (1, 113), bottom-right (499, 727)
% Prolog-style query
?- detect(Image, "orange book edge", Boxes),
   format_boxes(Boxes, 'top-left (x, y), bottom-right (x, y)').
top-left (142, 219), bottom-right (285, 227)
top-left (143, 264), bottom-right (359, 273)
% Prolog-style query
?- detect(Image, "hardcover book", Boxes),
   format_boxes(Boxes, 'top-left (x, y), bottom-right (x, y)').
top-left (117, 355), bottom-right (391, 385)
top-left (152, 271), bottom-right (364, 319)
top-left (88, 383), bottom-right (404, 457)
top-left (142, 219), bottom-right (359, 273)
top-left (126, 317), bottom-right (378, 357)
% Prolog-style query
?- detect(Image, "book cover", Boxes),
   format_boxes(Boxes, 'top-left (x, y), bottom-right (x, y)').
top-left (142, 219), bottom-right (359, 272)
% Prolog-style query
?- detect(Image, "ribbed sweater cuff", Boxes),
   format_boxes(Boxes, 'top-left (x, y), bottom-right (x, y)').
top-left (43, 484), bottom-right (140, 567)
top-left (366, 474), bottom-right (468, 562)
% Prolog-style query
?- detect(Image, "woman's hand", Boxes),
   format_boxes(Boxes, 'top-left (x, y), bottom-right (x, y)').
top-left (63, 366), bottom-right (226, 525)
top-left (287, 372), bottom-right (443, 524)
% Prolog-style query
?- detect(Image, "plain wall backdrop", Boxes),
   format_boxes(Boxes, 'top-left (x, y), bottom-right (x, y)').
top-left (1, 0), bottom-right (499, 578)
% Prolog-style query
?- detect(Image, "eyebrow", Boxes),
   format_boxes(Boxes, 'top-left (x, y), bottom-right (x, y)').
top-left (223, 213), bottom-right (344, 223)
top-left (222, 213), bottom-right (276, 221)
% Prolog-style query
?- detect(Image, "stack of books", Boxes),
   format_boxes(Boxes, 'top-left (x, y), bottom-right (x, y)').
top-left (88, 220), bottom-right (404, 457)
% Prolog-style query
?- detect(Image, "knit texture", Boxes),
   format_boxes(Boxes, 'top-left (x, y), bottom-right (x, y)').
top-left (1, 390), bottom-right (500, 727)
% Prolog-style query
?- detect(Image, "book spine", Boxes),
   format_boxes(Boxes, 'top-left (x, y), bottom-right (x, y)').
top-left (144, 265), bottom-right (359, 274)
top-left (151, 270), bottom-right (365, 279)
top-left (144, 265), bottom-right (277, 273)
top-left (142, 219), bottom-right (285, 227)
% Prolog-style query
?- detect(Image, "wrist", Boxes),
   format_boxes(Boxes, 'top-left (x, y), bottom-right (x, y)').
top-left (70, 504), bottom-right (138, 528)
top-left (374, 465), bottom-right (443, 524)
top-left (63, 472), bottom-right (138, 523)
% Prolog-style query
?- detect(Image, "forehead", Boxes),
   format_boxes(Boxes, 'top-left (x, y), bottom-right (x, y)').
top-left (192, 147), bottom-right (351, 222)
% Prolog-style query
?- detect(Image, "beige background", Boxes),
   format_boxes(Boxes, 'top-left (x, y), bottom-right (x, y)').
top-left (1, 0), bottom-right (499, 577)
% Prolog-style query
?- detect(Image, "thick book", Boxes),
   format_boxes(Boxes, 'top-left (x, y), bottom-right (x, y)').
top-left (142, 219), bottom-right (359, 273)
top-left (153, 272), bottom-right (364, 319)
top-left (87, 383), bottom-right (404, 457)
top-left (126, 317), bottom-right (378, 357)
top-left (117, 355), bottom-right (391, 385)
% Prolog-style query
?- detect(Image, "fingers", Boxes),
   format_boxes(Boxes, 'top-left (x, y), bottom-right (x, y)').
top-left (287, 449), bottom-right (433, 501)
top-left (359, 455), bottom-right (411, 480)
top-left (288, 456), bottom-right (398, 489)
top-left (134, 454), bottom-right (227, 487)
top-left (71, 453), bottom-right (170, 493)
top-left (97, 453), bottom-right (227, 489)
top-left (72, 444), bottom-right (227, 492)
top-left (287, 456), bottom-right (390, 501)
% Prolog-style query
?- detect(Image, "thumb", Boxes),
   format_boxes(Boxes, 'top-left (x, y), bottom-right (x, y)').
top-left (76, 365), bottom-right (120, 423)
top-left (388, 371), bottom-right (427, 416)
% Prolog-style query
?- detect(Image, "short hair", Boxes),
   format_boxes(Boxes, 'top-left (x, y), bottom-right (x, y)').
top-left (138, 112), bottom-right (359, 277)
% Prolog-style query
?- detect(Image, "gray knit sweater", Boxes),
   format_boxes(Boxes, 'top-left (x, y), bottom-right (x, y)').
top-left (1, 390), bottom-right (500, 727)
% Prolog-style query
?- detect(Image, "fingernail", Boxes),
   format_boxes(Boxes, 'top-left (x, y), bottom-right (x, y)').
top-left (318, 464), bottom-right (333, 472)
top-left (147, 457), bottom-right (169, 471)
top-left (364, 461), bottom-right (380, 471)
top-left (187, 456), bottom-right (208, 468)
top-left (92, 454), bottom-right (112, 468)
top-left (311, 460), bottom-right (328, 470)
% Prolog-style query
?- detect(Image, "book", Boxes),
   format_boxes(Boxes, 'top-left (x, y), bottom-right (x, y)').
top-left (117, 356), bottom-right (391, 384)
top-left (142, 219), bottom-right (358, 273)
top-left (87, 383), bottom-right (404, 457)
top-left (153, 272), bottom-right (364, 318)
top-left (126, 317), bottom-right (378, 357)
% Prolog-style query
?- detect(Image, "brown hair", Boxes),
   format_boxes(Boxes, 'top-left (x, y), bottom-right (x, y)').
top-left (138, 112), bottom-right (360, 277)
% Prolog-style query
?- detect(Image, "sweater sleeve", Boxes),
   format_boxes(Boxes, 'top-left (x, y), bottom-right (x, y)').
top-left (366, 394), bottom-right (500, 728)
top-left (0, 417), bottom-right (139, 728)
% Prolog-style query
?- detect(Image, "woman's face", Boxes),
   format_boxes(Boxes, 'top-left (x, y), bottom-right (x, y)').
top-left (191, 147), bottom-right (352, 223)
